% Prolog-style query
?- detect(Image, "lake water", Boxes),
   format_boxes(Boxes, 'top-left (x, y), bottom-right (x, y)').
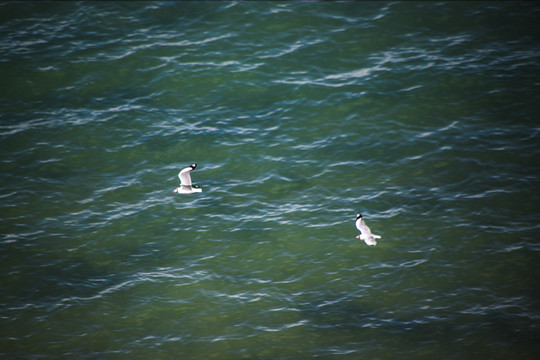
top-left (1, 2), bottom-right (539, 359)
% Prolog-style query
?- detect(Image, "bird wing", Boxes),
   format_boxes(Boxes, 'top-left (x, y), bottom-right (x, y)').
top-left (355, 218), bottom-right (371, 235)
top-left (178, 166), bottom-right (193, 186)
top-left (364, 236), bottom-right (377, 246)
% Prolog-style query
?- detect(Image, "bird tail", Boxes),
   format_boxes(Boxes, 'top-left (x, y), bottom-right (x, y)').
top-left (373, 235), bottom-right (381, 239)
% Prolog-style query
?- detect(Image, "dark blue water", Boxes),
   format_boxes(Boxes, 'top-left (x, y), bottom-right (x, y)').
top-left (1, 2), bottom-right (540, 359)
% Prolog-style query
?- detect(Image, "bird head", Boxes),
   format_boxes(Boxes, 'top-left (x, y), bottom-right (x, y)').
top-left (356, 213), bottom-right (363, 220)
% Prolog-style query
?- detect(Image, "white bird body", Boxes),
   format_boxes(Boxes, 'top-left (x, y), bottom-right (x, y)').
top-left (173, 164), bottom-right (202, 194)
top-left (355, 213), bottom-right (380, 246)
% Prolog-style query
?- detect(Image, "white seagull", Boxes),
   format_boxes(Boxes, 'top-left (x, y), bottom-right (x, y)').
top-left (173, 164), bottom-right (202, 194)
top-left (355, 213), bottom-right (380, 246)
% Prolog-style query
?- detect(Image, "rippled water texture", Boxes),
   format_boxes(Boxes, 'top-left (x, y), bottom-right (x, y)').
top-left (1, 2), bottom-right (540, 359)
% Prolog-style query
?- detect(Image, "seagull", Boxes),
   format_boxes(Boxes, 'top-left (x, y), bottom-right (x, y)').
top-left (173, 164), bottom-right (202, 194)
top-left (355, 213), bottom-right (380, 246)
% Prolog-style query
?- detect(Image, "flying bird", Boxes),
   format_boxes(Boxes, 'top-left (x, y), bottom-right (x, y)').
top-left (173, 164), bottom-right (202, 194)
top-left (355, 213), bottom-right (380, 246)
